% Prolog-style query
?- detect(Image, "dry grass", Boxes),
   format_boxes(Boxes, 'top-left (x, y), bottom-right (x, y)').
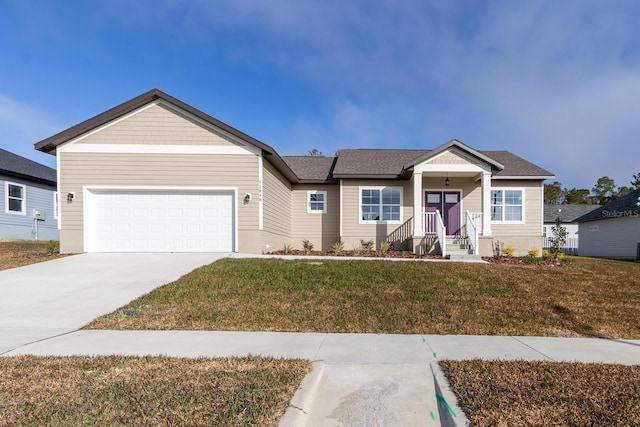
top-left (0, 355), bottom-right (310, 426)
top-left (0, 241), bottom-right (65, 271)
top-left (440, 360), bottom-right (640, 426)
top-left (86, 257), bottom-right (640, 338)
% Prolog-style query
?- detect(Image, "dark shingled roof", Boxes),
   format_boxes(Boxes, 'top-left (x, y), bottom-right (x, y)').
top-left (282, 156), bottom-right (337, 183)
top-left (323, 149), bottom-right (552, 179)
top-left (575, 188), bottom-right (640, 223)
top-left (333, 149), bottom-right (427, 178)
top-left (482, 151), bottom-right (554, 178)
top-left (0, 148), bottom-right (56, 185)
top-left (544, 204), bottom-right (601, 223)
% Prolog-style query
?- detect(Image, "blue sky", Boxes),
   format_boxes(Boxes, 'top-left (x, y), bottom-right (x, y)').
top-left (1, 0), bottom-right (639, 190)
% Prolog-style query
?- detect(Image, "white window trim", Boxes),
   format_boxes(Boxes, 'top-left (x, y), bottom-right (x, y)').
top-left (5, 181), bottom-right (26, 215)
top-left (53, 191), bottom-right (59, 220)
top-left (307, 190), bottom-right (327, 214)
top-left (490, 187), bottom-right (525, 224)
top-left (359, 185), bottom-right (403, 224)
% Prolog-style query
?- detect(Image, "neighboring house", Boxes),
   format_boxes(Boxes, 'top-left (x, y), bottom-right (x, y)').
top-left (34, 89), bottom-right (554, 257)
top-left (543, 204), bottom-right (601, 254)
top-left (0, 148), bottom-right (59, 241)
top-left (576, 188), bottom-right (640, 260)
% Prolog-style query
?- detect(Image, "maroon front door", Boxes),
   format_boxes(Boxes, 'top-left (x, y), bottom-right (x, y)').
top-left (425, 191), bottom-right (461, 235)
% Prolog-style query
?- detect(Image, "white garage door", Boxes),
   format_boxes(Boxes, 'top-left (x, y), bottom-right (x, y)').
top-left (87, 190), bottom-right (234, 252)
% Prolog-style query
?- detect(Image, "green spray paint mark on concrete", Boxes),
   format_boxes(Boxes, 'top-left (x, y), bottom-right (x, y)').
top-left (421, 336), bottom-right (437, 359)
top-left (436, 394), bottom-right (457, 418)
top-left (430, 411), bottom-right (436, 421)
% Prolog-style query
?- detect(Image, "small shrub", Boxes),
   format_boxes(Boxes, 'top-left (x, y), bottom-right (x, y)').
top-left (302, 239), bottom-right (314, 254)
top-left (549, 216), bottom-right (568, 260)
top-left (352, 245), bottom-right (362, 255)
top-left (542, 249), bottom-right (551, 259)
top-left (47, 240), bottom-right (60, 254)
top-left (557, 252), bottom-right (565, 260)
top-left (502, 246), bottom-right (515, 257)
top-left (283, 243), bottom-right (293, 254)
top-left (492, 240), bottom-right (503, 257)
top-left (331, 240), bottom-right (344, 252)
top-left (360, 239), bottom-right (374, 250)
top-left (520, 255), bottom-right (543, 264)
top-left (380, 241), bottom-right (391, 252)
top-left (528, 248), bottom-right (539, 258)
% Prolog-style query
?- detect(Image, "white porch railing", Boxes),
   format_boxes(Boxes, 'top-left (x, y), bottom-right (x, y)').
top-left (424, 211), bottom-right (437, 235)
top-left (466, 210), bottom-right (479, 255)
top-left (468, 212), bottom-right (483, 234)
top-left (435, 209), bottom-right (446, 258)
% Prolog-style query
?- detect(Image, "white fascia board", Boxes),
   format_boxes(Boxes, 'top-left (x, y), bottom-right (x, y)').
top-left (492, 176), bottom-right (554, 180)
top-left (258, 154), bottom-right (264, 230)
top-left (414, 163), bottom-right (490, 174)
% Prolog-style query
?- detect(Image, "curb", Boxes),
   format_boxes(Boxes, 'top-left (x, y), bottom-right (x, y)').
top-left (430, 362), bottom-right (470, 427)
top-left (278, 362), bottom-right (325, 426)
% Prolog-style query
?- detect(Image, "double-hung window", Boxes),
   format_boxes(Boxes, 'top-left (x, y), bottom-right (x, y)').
top-left (5, 182), bottom-right (26, 215)
top-left (491, 188), bottom-right (523, 222)
top-left (360, 187), bottom-right (402, 222)
top-left (307, 191), bottom-right (327, 213)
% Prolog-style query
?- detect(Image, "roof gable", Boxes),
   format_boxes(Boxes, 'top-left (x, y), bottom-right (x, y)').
top-left (404, 139), bottom-right (504, 171)
top-left (0, 148), bottom-right (56, 185)
top-left (34, 89), bottom-right (298, 182)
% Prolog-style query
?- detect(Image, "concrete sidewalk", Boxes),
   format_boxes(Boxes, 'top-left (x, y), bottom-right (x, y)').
top-left (5, 331), bottom-right (640, 426)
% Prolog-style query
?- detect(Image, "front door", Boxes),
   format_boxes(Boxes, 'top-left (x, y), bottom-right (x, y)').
top-left (425, 191), bottom-right (461, 235)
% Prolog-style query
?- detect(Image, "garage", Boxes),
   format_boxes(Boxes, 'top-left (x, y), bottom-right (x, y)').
top-left (85, 189), bottom-right (235, 252)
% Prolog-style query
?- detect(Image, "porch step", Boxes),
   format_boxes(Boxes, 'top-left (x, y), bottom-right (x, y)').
top-left (446, 253), bottom-right (484, 262)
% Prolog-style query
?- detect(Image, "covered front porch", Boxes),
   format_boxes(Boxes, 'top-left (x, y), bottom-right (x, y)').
top-left (410, 170), bottom-right (492, 257)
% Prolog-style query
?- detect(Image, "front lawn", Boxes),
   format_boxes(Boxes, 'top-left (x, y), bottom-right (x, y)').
top-left (0, 355), bottom-right (309, 426)
top-left (441, 360), bottom-right (640, 426)
top-left (0, 241), bottom-right (65, 271)
top-left (86, 257), bottom-right (640, 338)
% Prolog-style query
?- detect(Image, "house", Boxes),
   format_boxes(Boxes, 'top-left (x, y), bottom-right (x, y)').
top-left (576, 188), bottom-right (640, 260)
top-left (0, 148), bottom-right (59, 241)
top-left (34, 89), bottom-right (554, 257)
top-left (543, 204), bottom-right (600, 254)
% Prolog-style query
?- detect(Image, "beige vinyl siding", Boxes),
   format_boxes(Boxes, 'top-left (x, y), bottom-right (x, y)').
top-left (291, 184), bottom-right (340, 251)
top-left (262, 160), bottom-right (292, 250)
top-left (76, 103), bottom-right (238, 146)
top-left (425, 147), bottom-right (483, 165)
top-left (579, 216), bottom-right (640, 260)
top-left (490, 180), bottom-right (543, 237)
top-left (341, 179), bottom-right (413, 248)
top-left (58, 152), bottom-right (259, 253)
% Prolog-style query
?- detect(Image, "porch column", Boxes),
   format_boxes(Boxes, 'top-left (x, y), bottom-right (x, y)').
top-left (413, 172), bottom-right (423, 235)
top-left (481, 171), bottom-right (492, 236)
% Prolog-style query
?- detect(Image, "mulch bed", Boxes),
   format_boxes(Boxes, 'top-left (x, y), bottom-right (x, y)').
top-left (267, 249), bottom-right (442, 259)
top-left (482, 256), bottom-right (565, 266)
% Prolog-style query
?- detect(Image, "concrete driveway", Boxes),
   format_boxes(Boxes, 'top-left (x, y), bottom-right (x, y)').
top-left (0, 253), bottom-right (228, 354)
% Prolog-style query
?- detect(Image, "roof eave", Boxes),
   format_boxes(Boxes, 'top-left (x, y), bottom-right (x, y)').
top-left (492, 175), bottom-right (555, 180)
top-left (0, 169), bottom-right (56, 186)
top-left (333, 174), bottom-right (403, 180)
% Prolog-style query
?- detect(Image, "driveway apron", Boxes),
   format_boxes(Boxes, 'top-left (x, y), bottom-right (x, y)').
top-left (0, 253), bottom-right (226, 353)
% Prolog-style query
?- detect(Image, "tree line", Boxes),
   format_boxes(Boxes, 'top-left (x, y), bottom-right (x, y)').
top-left (544, 172), bottom-right (640, 205)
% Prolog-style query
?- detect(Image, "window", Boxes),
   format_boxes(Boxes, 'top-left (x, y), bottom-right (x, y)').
top-left (491, 188), bottom-right (523, 222)
top-left (5, 182), bottom-right (26, 215)
top-left (307, 191), bottom-right (327, 213)
top-left (360, 187), bottom-right (402, 222)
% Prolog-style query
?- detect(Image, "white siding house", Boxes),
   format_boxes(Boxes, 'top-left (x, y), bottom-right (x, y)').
top-left (0, 149), bottom-right (58, 241)
top-left (576, 189), bottom-right (640, 260)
